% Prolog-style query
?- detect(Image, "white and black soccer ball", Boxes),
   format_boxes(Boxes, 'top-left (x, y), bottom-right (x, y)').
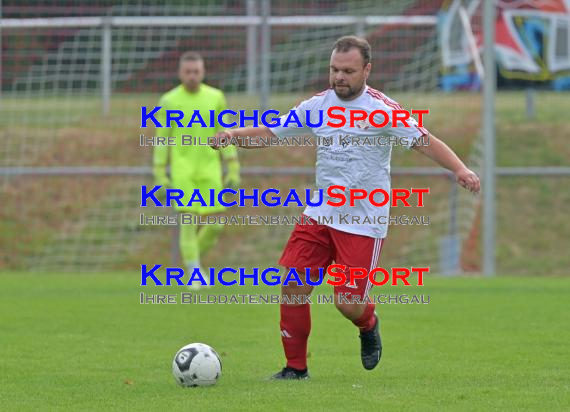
top-left (172, 343), bottom-right (222, 387)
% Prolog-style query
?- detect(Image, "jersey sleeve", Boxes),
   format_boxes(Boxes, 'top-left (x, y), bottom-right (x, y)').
top-left (215, 92), bottom-right (228, 134)
top-left (155, 95), bottom-right (172, 137)
top-left (214, 91), bottom-right (238, 159)
top-left (393, 112), bottom-right (430, 149)
top-left (371, 100), bottom-right (430, 149)
top-left (271, 99), bottom-right (314, 140)
top-left (153, 95), bottom-right (171, 168)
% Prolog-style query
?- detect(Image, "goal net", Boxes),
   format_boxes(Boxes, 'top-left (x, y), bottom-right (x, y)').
top-left (0, 0), bottom-right (483, 274)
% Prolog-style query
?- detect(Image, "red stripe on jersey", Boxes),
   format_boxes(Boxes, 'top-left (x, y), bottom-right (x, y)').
top-left (367, 87), bottom-right (405, 111)
top-left (367, 87), bottom-right (430, 135)
top-left (378, 91), bottom-right (405, 110)
top-left (416, 125), bottom-right (429, 136)
top-left (366, 89), bottom-right (391, 107)
top-left (367, 89), bottom-right (401, 111)
top-left (366, 88), bottom-right (383, 100)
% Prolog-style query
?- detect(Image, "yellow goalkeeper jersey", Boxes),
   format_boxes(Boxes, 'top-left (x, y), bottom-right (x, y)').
top-left (153, 83), bottom-right (236, 214)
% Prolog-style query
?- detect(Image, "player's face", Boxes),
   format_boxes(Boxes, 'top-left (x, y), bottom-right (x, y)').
top-left (179, 60), bottom-right (205, 92)
top-left (329, 48), bottom-right (371, 100)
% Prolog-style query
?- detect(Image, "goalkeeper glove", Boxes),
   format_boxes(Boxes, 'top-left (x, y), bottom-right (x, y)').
top-left (153, 166), bottom-right (170, 188)
top-left (153, 167), bottom-right (170, 203)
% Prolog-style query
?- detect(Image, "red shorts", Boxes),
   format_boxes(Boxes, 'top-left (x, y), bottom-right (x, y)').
top-left (279, 215), bottom-right (385, 298)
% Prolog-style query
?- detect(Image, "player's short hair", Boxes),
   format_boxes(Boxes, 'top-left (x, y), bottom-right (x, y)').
top-left (333, 36), bottom-right (371, 66)
top-left (179, 51), bottom-right (203, 66)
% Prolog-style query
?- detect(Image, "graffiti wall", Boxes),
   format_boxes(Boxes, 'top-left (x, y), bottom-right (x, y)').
top-left (440, 0), bottom-right (570, 90)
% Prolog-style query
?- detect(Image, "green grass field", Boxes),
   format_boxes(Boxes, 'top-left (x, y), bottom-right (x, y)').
top-left (1, 272), bottom-right (568, 411)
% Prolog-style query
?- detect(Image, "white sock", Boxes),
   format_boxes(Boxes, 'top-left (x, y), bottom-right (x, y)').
top-left (186, 261), bottom-right (208, 289)
top-left (186, 260), bottom-right (202, 271)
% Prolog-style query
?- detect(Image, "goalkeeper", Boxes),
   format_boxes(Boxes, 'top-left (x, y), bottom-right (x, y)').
top-left (153, 52), bottom-right (240, 286)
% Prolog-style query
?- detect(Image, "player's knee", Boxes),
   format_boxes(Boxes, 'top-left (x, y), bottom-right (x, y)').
top-left (334, 298), bottom-right (361, 320)
top-left (281, 282), bottom-right (312, 299)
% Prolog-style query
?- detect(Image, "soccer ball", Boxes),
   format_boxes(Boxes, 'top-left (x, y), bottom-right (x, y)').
top-left (172, 343), bottom-right (222, 387)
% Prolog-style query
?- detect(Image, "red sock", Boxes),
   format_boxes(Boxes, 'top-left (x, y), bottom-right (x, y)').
top-left (280, 303), bottom-right (311, 370)
top-left (352, 303), bottom-right (376, 332)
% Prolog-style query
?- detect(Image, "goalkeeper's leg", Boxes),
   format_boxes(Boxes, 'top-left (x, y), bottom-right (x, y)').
top-left (179, 221), bottom-right (203, 290)
top-left (197, 222), bottom-right (224, 259)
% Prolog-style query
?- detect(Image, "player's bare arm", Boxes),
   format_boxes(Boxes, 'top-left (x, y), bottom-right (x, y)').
top-left (412, 133), bottom-right (480, 194)
top-left (212, 125), bottom-right (276, 150)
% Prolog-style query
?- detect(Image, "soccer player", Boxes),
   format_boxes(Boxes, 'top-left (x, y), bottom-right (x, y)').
top-left (153, 52), bottom-right (241, 288)
top-left (213, 36), bottom-right (480, 379)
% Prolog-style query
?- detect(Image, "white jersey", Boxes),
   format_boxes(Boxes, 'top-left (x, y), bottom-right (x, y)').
top-left (272, 85), bottom-right (429, 239)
